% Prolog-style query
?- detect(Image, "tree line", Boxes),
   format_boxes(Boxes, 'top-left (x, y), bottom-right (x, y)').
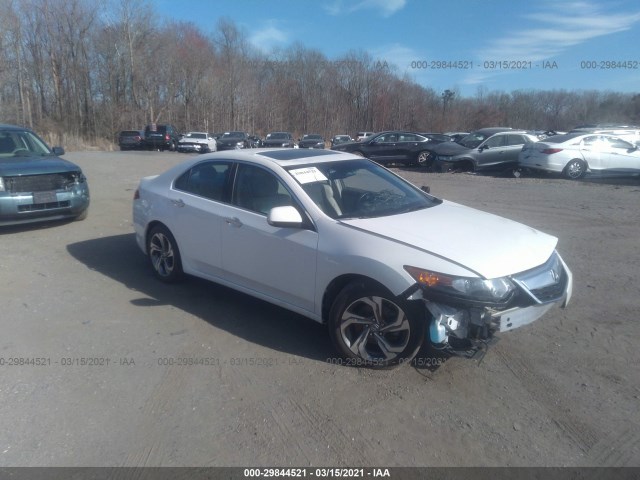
top-left (1, 0), bottom-right (639, 146)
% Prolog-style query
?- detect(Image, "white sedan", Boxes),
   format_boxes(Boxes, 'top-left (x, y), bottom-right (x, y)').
top-left (133, 149), bottom-right (572, 368)
top-left (519, 133), bottom-right (640, 179)
top-left (177, 132), bottom-right (217, 153)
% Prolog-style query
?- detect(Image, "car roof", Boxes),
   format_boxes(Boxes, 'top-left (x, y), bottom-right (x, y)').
top-left (0, 124), bottom-right (32, 132)
top-left (178, 148), bottom-right (360, 170)
top-left (547, 132), bottom-right (633, 143)
top-left (470, 127), bottom-right (514, 134)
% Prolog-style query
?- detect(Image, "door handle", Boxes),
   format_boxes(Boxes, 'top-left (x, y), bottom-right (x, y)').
top-left (224, 216), bottom-right (243, 227)
top-left (171, 198), bottom-right (185, 207)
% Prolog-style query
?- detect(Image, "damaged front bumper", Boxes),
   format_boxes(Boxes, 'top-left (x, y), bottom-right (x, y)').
top-left (411, 252), bottom-right (573, 360)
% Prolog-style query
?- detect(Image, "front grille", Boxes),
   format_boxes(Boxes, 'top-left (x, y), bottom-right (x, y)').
top-left (512, 252), bottom-right (568, 304)
top-left (18, 201), bottom-right (71, 212)
top-left (529, 268), bottom-right (568, 303)
top-left (5, 173), bottom-right (79, 193)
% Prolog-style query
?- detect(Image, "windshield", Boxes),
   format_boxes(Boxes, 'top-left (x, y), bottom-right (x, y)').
top-left (287, 159), bottom-right (440, 219)
top-left (0, 130), bottom-right (53, 157)
top-left (267, 133), bottom-right (288, 139)
top-left (458, 132), bottom-right (492, 148)
top-left (303, 135), bottom-right (322, 140)
top-left (221, 132), bottom-right (244, 139)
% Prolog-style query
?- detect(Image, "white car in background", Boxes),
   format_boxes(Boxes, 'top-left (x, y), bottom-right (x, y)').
top-left (133, 149), bottom-right (572, 368)
top-left (519, 132), bottom-right (640, 179)
top-left (177, 132), bottom-right (217, 153)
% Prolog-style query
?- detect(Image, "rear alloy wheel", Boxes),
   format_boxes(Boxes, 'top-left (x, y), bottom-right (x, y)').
top-left (328, 282), bottom-right (425, 368)
top-left (563, 159), bottom-right (587, 180)
top-left (416, 150), bottom-right (432, 168)
top-left (147, 225), bottom-right (183, 282)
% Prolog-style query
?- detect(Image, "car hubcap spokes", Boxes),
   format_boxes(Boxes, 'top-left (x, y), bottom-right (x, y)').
top-left (340, 296), bottom-right (410, 362)
top-left (568, 162), bottom-right (582, 178)
top-left (149, 233), bottom-right (174, 277)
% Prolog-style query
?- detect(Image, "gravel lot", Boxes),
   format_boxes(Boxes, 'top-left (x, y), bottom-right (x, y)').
top-left (1, 150), bottom-right (639, 467)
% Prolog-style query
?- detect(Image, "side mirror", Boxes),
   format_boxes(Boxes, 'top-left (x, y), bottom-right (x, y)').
top-left (52, 146), bottom-right (65, 156)
top-left (267, 206), bottom-right (304, 228)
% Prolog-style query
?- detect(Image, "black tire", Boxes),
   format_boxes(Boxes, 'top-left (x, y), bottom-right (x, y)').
top-left (147, 224), bottom-right (183, 283)
top-left (328, 281), bottom-right (425, 368)
top-left (74, 208), bottom-right (88, 221)
top-left (563, 159), bottom-right (587, 180)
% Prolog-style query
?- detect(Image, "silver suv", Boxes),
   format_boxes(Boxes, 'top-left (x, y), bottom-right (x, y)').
top-left (433, 128), bottom-right (539, 174)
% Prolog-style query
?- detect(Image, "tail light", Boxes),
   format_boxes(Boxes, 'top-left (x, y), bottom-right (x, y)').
top-left (542, 148), bottom-right (563, 154)
top-left (165, 134), bottom-right (170, 141)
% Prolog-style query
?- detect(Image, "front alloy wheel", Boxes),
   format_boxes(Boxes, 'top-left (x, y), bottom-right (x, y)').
top-left (329, 282), bottom-right (424, 368)
top-left (147, 225), bottom-right (183, 282)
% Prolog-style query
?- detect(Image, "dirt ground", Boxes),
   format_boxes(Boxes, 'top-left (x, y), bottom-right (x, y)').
top-left (1, 150), bottom-right (639, 467)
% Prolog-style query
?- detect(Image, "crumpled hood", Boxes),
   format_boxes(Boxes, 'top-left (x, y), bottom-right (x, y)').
top-left (0, 155), bottom-right (81, 176)
top-left (340, 200), bottom-right (558, 279)
top-left (431, 141), bottom-right (472, 156)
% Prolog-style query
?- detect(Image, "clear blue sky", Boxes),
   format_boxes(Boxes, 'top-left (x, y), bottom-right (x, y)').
top-left (155, 0), bottom-right (640, 97)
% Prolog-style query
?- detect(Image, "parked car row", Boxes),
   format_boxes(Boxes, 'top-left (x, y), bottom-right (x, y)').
top-left (117, 123), bottom-right (640, 181)
top-left (326, 125), bottom-right (640, 180)
top-left (120, 125), bottom-right (438, 154)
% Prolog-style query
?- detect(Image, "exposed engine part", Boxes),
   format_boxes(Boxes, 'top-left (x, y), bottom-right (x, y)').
top-left (425, 301), bottom-right (498, 359)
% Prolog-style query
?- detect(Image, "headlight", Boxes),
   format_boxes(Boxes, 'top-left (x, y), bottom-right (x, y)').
top-left (236, 142), bottom-right (245, 148)
top-left (404, 266), bottom-right (515, 303)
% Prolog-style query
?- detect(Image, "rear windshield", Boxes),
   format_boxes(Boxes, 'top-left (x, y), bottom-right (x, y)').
top-left (145, 125), bottom-right (167, 134)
